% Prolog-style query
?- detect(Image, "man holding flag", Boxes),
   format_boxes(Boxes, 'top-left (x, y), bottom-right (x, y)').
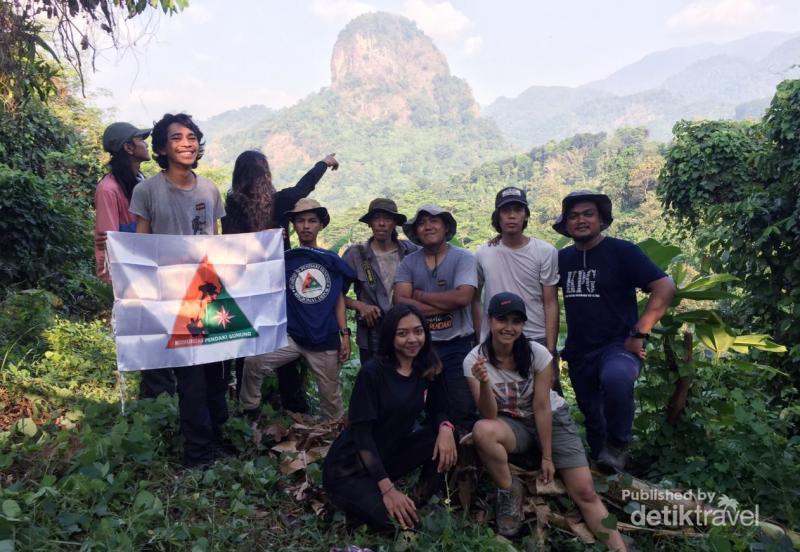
top-left (129, 113), bottom-right (229, 468)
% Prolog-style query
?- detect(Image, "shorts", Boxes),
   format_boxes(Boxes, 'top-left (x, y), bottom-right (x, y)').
top-left (500, 406), bottom-right (588, 470)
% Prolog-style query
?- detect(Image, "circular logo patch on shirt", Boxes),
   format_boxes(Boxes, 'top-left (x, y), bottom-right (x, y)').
top-left (290, 263), bottom-right (332, 304)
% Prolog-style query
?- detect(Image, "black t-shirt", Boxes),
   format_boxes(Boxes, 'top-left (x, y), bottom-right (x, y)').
top-left (558, 237), bottom-right (667, 361)
top-left (324, 359), bottom-right (449, 482)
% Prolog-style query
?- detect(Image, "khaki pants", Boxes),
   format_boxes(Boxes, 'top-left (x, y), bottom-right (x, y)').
top-left (241, 337), bottom-right (343, 421)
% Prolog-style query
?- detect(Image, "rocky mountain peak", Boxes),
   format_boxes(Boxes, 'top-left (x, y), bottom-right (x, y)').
top-left (330, 12), bottom-right (479, 126)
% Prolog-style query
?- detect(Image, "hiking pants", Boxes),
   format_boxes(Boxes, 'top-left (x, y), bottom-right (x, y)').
top-left (567, 342), bottom-right (641, 457)
top-left (432, 335), bottom-right (477, 431)
top-left (174, 361), bottom-right (229, 465)
top-left (139, 367), bottom-right (176, 399)
top-left (241, 337), bottom-right (342, 421)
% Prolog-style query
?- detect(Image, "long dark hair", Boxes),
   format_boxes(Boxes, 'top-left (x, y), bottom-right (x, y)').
top-left (480, 321), bottom-right (534, 379)
top-left (109, 150), bottom-right (139, 202)
top-left (222, 150), bottom-right (277, 234)
top-left (376, 304), bottom-right (441, 381)
top-left (151, 113), bottom-right (205, 169)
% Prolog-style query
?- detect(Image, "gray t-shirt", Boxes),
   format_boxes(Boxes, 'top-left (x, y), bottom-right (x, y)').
top-left (395, 245), bottom-right (478, 341)
top-left (476, 238), bottom-right (559, 341)
top-left (129, 172), bottom-right (225, 236)
top-left (463, 340), bottom-right (566, 417)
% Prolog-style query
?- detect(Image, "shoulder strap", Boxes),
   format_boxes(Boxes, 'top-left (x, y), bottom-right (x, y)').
top-left (358, 243), bottom-right (378, 290)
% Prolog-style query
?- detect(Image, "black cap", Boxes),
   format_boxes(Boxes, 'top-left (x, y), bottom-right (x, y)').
top-left (487, 292), bottom-right (528, 321)
top-left (494, 187), bottom-right (528, 210)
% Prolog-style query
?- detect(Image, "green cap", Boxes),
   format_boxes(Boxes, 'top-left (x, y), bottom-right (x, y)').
top-left (102, 122), bottom-right (151, 154)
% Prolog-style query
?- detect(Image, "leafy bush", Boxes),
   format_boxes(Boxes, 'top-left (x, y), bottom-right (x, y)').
top-left (0, 99), bottom-right (107, 315)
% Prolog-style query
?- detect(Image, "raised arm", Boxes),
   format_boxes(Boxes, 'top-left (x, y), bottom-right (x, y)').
top-left (466, 355), bottom-right (498, 419)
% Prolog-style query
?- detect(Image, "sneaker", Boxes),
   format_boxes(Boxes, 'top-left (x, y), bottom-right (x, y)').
top-left (495, 476), bottom-right (524, 537)
top-left (596, 442), bottom-right (628, 474)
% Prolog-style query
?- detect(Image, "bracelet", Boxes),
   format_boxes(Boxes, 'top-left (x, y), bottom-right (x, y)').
top-left (542, 456), bottom-right (553, 461)
top-left (439, 421), bottom-right (455, 432)
top-left (382, 484), bottom-right (395, 496)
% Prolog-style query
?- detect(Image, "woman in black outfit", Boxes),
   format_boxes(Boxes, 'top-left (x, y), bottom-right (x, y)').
top-left (323, 304), bottom-right (458, 532)
top-left (221, 150), bottom-right (338, 403)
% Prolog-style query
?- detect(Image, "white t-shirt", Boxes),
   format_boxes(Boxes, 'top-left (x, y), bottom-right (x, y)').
top-left (463, 340), bottom-right (566, 418)
top-left (476, 238), bottom-right (559, 341)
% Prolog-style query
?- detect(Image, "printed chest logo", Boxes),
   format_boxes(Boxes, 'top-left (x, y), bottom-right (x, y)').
top-left (291, 263), bottom-right (332, 304)
top-left (564, 269), bottom-right (600, 298)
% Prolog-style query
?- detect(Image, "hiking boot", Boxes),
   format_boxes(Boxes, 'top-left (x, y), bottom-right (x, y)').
top-left (596, 442), bottom-right (628, 474)
top-left (495, 476), bottom-right (524, 537)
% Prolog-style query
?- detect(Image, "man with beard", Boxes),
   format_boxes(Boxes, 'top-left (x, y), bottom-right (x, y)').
top-left (553, 190), bottom-right (675, 473)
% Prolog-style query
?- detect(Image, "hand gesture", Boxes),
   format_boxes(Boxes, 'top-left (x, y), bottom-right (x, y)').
top-left (323, 153), bottom-right (339, 171)
top-left (383, 487), bottom-right (418, 530)
top-left (538, 457), bottom-right (555, 484)
top-left (471, 356), bottom-right (489, 383)
top-left (432, 425), bottom-right (457, 473)
top-left (358, 303), bottom-right (382, 327)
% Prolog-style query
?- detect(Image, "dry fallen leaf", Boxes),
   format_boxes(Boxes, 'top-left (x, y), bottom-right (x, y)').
top-left (535, 477), bottom-right (567, 495)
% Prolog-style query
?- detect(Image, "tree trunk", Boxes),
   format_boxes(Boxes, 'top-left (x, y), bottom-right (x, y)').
top-left (666, 332), bottom-right (693, 426)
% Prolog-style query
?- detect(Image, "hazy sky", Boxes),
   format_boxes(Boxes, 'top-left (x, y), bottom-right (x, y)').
top-left (85, 0), bottom-right (800, 125)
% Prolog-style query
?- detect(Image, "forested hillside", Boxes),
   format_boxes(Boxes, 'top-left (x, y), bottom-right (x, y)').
top-left (324, 127), bottom-right (668, 249)
top-left (200, 12), bottom-right (515, 209)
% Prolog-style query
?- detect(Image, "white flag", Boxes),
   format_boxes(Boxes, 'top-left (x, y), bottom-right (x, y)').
top-left (107, 230), bottom-right (287, 371)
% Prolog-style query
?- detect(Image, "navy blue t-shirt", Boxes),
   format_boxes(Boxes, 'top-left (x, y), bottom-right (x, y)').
top-left (558, 237), bottom-right (667, 361)
top-left (284, 247), bottom-right (355, 351)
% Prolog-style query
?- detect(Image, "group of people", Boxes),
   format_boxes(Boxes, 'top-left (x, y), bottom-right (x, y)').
top-left (95, 113), bottom-right (676, 548)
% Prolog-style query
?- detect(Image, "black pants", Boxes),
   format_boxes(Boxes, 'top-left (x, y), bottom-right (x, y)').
top-left (139, 368), bottom-right (176, 399)
top-left (174, 362), bottom-right (229, 465)
top-left (322, 427), bottom-right (441, 533)
top-left (359, 347), bottom-right (374, 367)
top-left (276, 361), bottom-right (309, 413)
top-left (433, 336), bottom-right (478, 432)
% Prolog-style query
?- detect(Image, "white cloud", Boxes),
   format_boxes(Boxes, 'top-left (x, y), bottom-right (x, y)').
top-left (309, 0), bottom-right (376, 24)
top-left (402, 0), bottom-right (470, 41)
top-left (463, 35), bottom-right (483, 56)
top-left (667, 0), bottom-right (769, 29)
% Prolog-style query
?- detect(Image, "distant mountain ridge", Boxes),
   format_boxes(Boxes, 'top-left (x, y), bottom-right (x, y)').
top-left (484, 31), bottom-right (800, 147)
top-left (201, 12), bottom-right (512, 208)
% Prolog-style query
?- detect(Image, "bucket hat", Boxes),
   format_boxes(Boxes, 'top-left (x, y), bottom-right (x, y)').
top-left (402, 204), bottom-right (457, 245)
top-left (552, 190), bottom-right (613, 237)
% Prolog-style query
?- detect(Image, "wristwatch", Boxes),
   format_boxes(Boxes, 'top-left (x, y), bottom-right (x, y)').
top-left (629, 326), bottom-right (650, 339)
top-left (339, 328), bottom-right (352, 336)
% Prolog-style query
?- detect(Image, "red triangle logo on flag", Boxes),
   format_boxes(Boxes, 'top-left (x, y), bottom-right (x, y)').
top-left (166, 255), bottom-right (258, 349)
